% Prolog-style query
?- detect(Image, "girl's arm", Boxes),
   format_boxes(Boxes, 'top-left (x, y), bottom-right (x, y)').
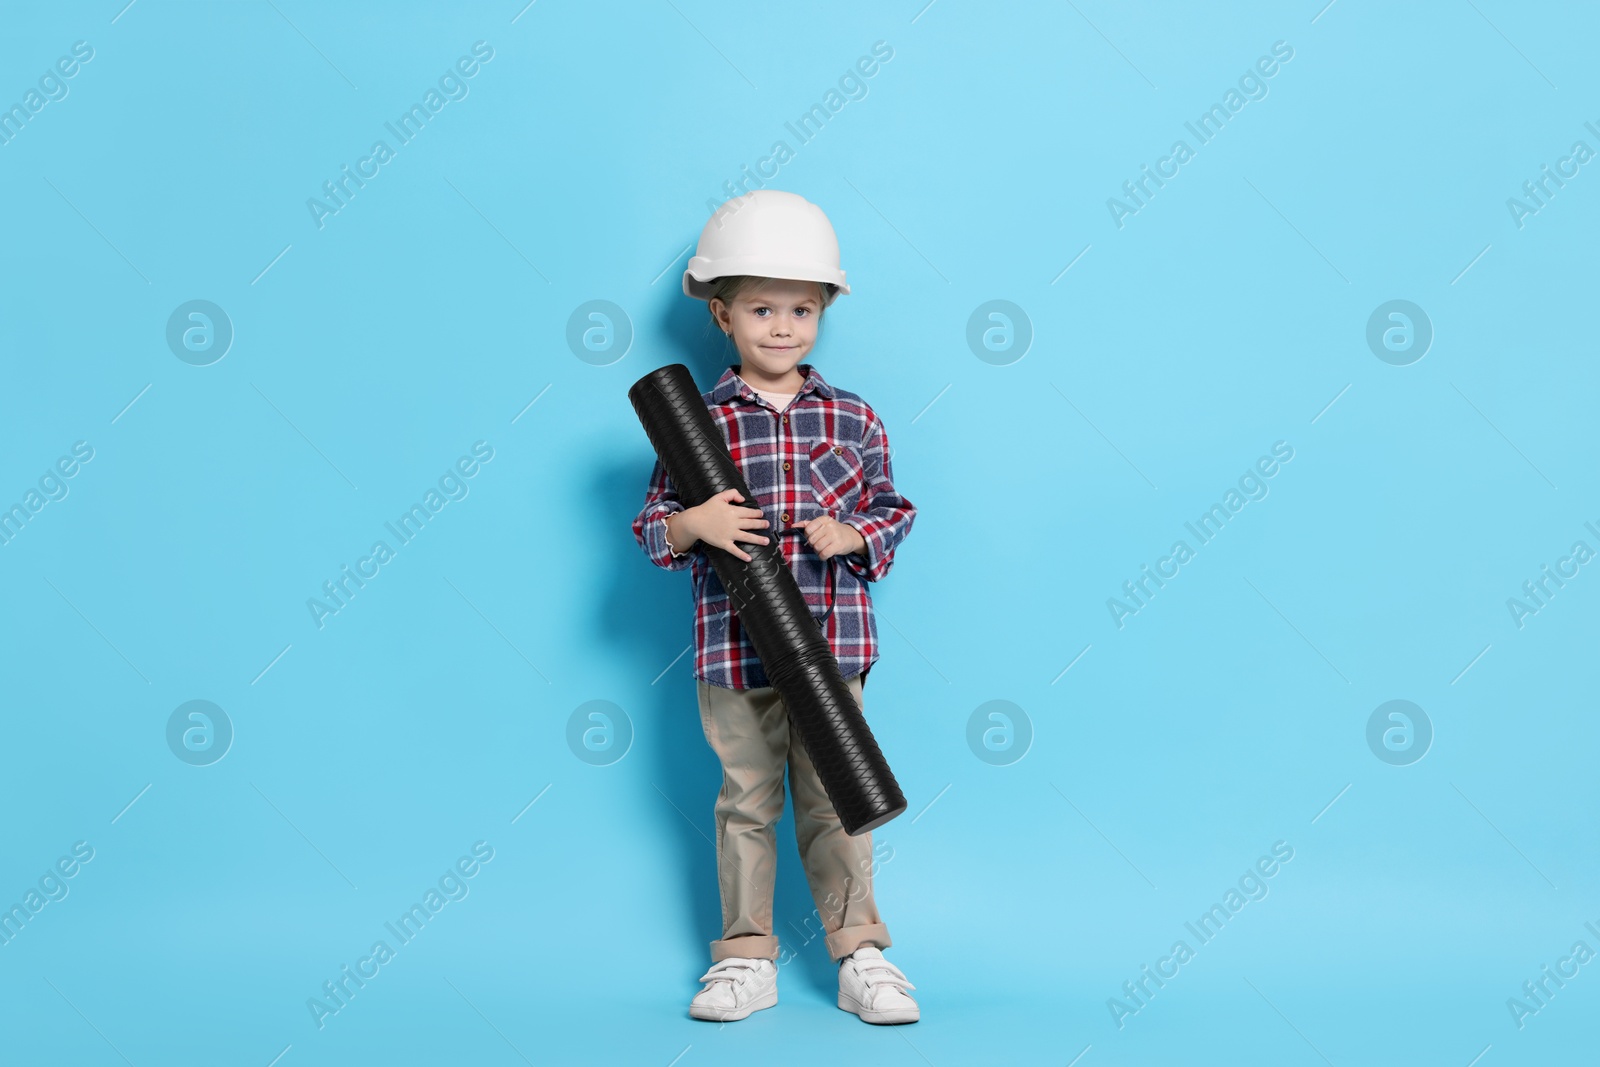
top-left (631, 457), bottom-right (695, 571)
top-left (836, 413), bottom-right (915, 583)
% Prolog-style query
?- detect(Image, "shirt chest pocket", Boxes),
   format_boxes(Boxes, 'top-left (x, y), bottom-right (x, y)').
top-left (807, 440), bottom-right (867, 513)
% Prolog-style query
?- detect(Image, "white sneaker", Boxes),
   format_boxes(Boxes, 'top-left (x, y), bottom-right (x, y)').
top-left (689, 956), bottom-right (778, 1021)
top-left (837, 946), bottom-right (919, 1024)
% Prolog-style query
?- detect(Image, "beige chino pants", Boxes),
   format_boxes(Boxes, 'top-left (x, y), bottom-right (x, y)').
top-left (696, 668), bottom-right (891, 963)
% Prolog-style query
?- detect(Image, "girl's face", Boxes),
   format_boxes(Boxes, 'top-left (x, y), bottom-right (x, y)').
top-left (710, 279), bottom-right (823, 380)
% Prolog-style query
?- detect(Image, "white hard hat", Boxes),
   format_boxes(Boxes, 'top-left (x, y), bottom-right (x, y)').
top-left (683, 189), bottom-right (850, 306)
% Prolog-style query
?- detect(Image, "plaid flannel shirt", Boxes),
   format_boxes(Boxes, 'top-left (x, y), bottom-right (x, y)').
top-left (632, 363), bottom-right (916, 690)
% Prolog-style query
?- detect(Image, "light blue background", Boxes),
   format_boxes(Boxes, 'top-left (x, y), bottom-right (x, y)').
top-left (2, 1), bottom-right (1597, 1064)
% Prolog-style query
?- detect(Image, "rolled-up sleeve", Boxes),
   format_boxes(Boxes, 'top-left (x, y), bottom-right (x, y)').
top-left (632, 456), bottom-right (694, 571)
top-left (837, 414), bottom-right (914, 583)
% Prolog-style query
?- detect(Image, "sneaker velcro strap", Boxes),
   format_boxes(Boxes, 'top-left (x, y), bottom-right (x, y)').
top-left (698, 959), bottom-right (767, 985)
top-left (857, 961), bottom-right (915, 990)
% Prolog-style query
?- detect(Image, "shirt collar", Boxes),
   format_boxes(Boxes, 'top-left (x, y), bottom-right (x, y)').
top-left (710, 363), bottom-right (836, 405)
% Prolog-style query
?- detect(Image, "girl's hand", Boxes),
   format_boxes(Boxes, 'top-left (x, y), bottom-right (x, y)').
top-left (797, 514), bottom-right (866, 561)
top-left (674, 488), bottom-right (771, 562)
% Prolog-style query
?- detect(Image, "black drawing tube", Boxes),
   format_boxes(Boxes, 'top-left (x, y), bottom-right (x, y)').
top-left (629, 363), bottom-right (906, 835)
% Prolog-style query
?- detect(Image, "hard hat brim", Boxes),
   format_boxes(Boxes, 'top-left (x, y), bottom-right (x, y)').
top-left (683, 256), bottom-right (850, 306)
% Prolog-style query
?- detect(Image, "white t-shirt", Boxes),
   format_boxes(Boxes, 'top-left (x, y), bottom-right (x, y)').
top-left (752, 389), bottom-right (797, 412)
top-left (738, 375), bottom-right (799, 413)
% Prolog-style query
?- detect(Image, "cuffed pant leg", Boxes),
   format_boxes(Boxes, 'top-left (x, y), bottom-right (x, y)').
top-left (698, 680), bottom-right (790, 963)
top-left (785, 670), bottom-right (892, 961)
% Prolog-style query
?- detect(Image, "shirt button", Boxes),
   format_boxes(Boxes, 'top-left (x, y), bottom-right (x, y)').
top-left (781, 415), bottom-right (788, 423)
top-left (782, 461), bottom-right (791, 471)
top-left (833, 446), bottom-right (843, 455)
top-left (781, 511), bottom-right (790, 523)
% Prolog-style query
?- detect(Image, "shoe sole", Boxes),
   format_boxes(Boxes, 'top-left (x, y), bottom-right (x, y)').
top-left (689, 985), bottom-right (777, 1022)
top-left (838, 990), bottom-right (919, 1025)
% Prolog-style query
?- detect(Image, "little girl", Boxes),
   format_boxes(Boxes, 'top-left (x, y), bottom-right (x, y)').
top-left (631, 189), bottom-right (920, 1024)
